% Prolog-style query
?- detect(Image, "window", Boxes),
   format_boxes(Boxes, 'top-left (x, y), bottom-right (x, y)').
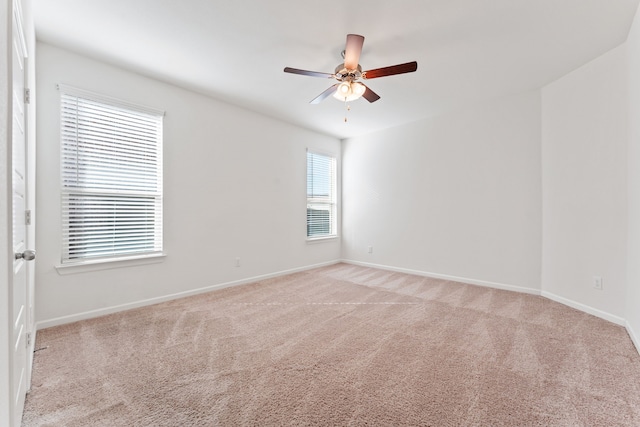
top-left (59, 85), bottom-right (163, 264)
top-left (307, 150), bottom-right (337, 238)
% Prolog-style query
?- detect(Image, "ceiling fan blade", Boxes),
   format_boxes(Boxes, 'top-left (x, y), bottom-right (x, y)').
top-left (310, 84), bottom-right (339, 104)
top-left (362, 61), bottom-right (418, 79)
top-left (361, 84), bottom-right (381, 103)
top-left (344, 34), bottom-right (364, 70)
top-left (284, 67), bottom-right (334, 78)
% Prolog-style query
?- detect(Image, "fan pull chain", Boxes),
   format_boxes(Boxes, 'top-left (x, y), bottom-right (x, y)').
top-left (344, 100), bottom-right (351, 123)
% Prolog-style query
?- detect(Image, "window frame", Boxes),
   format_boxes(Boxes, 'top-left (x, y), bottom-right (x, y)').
top-left (57, 84), bottom-right (165, 267)
top-left (306, 149), bottom-right (338, 241)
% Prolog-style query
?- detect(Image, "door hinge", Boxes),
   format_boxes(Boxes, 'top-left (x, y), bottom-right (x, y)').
top-left (24, 88), bottom-right (31, 104)
top-left (25, 209), bottom-right (31, 225)
top-left (26, 332), bottom-right (31, 347)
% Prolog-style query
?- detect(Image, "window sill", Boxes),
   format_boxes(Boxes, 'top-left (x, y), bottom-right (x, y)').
top-left (55, 252), bottom-right (167, 275)
top-left (306, 235), bottom-right (339, 244)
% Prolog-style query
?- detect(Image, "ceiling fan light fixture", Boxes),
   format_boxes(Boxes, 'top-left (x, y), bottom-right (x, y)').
top-left (338, 81), bottom-right (351, 95)
top-left (332, 81), bottom-right (364, 102)
top-left (352, 82), bottom-right (366, 97)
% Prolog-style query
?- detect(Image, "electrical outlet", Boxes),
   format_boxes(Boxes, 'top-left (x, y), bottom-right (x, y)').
top-left (593, 276), bottom-right (603, 290)
top-left (235, 257), bottom-right (240, 267)
top-left (367, 246), bottom-right (373, 254)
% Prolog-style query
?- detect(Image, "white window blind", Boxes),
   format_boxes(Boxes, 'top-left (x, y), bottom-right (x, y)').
top-left (59, 87), bottom-right (163, 263)
top-left (307, 150), bottom-right (337, 238)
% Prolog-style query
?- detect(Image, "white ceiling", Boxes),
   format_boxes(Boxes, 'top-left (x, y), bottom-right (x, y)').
top-left (33, 0), bottom-right (639, 139)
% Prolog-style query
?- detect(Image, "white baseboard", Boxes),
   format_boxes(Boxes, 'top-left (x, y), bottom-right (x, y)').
top-left (35, 259), bottom-right (341, 330)
top-left (341, 259), bottom-right (541, 295)
top-left (538, 290), bottom-right (626, 326)
top-left (626, 321), bottom-right (640, 355)
top-left (342, 259), bottom-right (633, 332)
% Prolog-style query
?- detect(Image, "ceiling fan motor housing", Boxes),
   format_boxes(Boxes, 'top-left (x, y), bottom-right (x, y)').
top-left (335, 64), bottom-right (362, 82)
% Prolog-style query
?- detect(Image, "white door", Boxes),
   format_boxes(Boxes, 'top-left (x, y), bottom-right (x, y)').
top-left (10, 2), bottom-right (31, 426)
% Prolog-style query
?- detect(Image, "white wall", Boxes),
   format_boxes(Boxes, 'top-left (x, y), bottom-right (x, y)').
top-left (35, 43), bottom-right (341, 326)
top-left (541, 45), bottom-right (628, 322)
top-left (342, 91), bottom-right (542, 292)
top-left (627, 5), bottom-right (640, 348)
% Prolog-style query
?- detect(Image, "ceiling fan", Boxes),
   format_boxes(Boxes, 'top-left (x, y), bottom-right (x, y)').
top-left (284, 34), bottom-right (418, 104)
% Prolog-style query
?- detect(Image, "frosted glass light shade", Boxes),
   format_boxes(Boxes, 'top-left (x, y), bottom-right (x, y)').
top-left (332, 81), bottom-right (366, 102)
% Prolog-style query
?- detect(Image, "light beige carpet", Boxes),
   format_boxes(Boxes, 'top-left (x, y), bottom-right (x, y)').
top-left (22, 263), bottom-right (640, 426)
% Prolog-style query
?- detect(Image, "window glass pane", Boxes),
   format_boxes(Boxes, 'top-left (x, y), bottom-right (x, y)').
top-left (306, 151), bottom-right (336, 238)
top-left (60, 89), bottom-right (163, 263)
top-left (307, 154), bottom-right (331, 198)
